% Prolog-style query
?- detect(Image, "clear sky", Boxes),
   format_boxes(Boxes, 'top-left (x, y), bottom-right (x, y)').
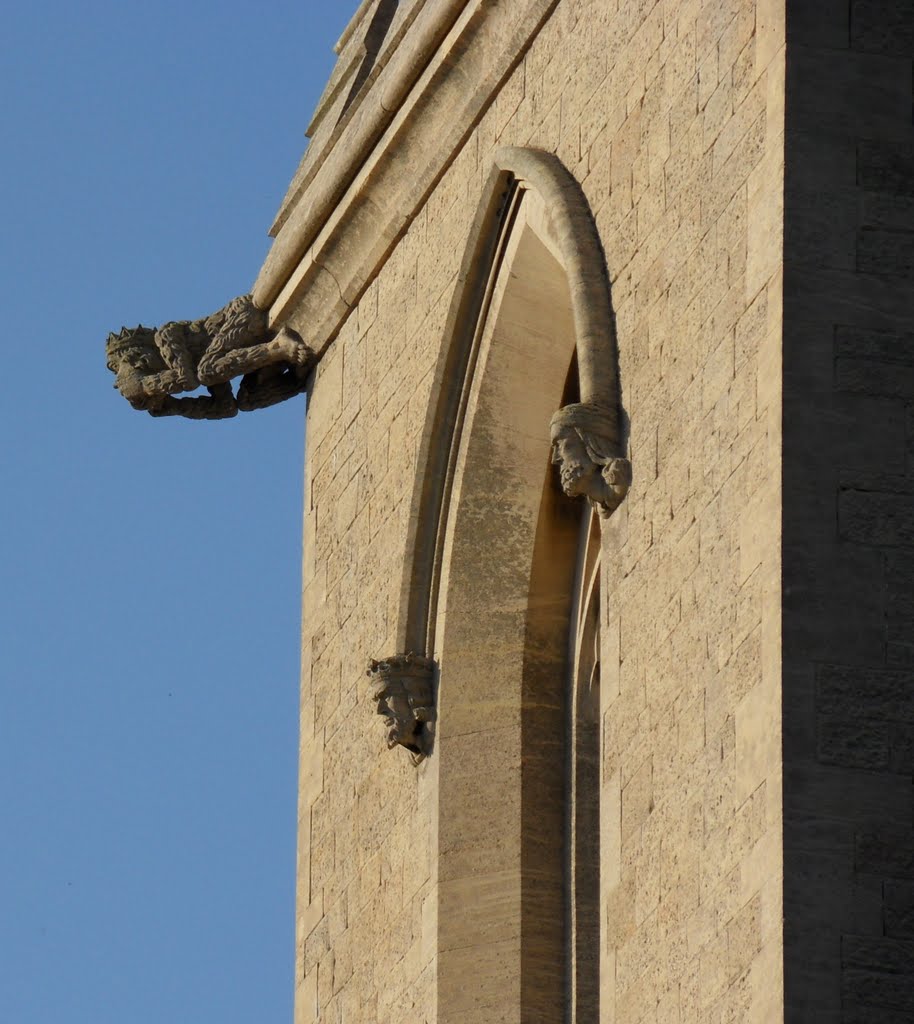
top-left (0, 2), bottom-right (352, 1020)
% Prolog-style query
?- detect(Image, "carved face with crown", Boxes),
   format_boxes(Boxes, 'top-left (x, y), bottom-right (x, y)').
top-left (105, 325), bottom-right (162, 377)
top-left (372, 677), bottom-right (415, 750)
top-left (367, 654), bottom-right (435, 761)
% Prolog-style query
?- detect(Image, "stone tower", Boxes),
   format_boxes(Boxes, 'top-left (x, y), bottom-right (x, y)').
top-left (251, 1), bottom-right (914, 1021)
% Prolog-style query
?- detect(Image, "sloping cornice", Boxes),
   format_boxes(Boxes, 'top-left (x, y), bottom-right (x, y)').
top-left (271, 0), bottom-right (434, 237)
top-left (253, 0), bottom-right (560, 352)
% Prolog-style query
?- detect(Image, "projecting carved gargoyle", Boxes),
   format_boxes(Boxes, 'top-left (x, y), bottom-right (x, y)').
top-left (106, 294), bottom-right (315, 419)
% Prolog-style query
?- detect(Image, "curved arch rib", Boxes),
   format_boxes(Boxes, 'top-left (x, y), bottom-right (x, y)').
top-left (392, 146), bottom-right (630, 667)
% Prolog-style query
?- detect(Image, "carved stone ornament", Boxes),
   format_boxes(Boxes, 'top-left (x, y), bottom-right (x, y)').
top-left (550, 402), bottom-right (632, 517)
top-left (106, 294), bottom-right (315, 419)
top-left (366, 653), bottom-right (436, 764)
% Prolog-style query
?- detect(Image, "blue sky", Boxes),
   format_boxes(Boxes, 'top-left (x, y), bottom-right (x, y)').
top-left (0, 3), bottom-right (352, 1020)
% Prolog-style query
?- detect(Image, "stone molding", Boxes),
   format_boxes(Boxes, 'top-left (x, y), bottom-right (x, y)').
top-left (492, 147), bottom-right (631, 516)
top-left (272, 0), bottom-right (438, 236)
top-left (493, 148), bottom-right (621, 416)
top-left (395, 147), bottom-right (629, 659)
top-left (366, 653), bottom-right (436, 763)
top-left (253, 0), bottom-right (560, 345)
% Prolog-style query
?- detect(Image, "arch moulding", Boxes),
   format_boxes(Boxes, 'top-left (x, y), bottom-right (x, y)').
top-left (370, 146), bottom-right (631, 763)
top-left (389, 145), bottom-right (631, 670)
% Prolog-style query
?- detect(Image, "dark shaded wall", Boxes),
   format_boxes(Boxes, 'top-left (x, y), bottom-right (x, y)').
top-left (784, 1), bottom-right (914, 1020)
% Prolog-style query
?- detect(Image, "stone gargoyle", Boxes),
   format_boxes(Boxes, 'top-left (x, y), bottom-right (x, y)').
top-left (106, 294), bottom-right (315, 419)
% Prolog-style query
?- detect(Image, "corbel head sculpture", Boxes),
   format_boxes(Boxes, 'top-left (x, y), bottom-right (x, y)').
top-left (550, 402), bottom-right (631, 516)
top-left (367, 653), bottom-right (436, 763)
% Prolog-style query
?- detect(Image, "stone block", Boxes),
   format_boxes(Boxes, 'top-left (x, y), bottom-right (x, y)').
top-left (728, 894), bottom-right (763, 983)
top-left (887, 551), bottom-right (914, 633)
top-left (787, 130), bottom-right (857, 190)
top-left (843, 936), bottom-right (914, 1012)
top-left (861, 191), bottom-right (914, 233)
top-left (788, 47), bottom-right (914, 140)
top-left (835, 357), bottom-right (914, 398)
top-left (843, 968), bottom-right (914, 1012)
top-left (817, 664), bottom-right (914, 723)
top-left (856, 827), bottom-right (914, 878)
top-left (294, 967), bottom-right (318, 1024)
top-left (816, 716), bottom-right (891, 771)
top-left (858, 139), bottom-right (914, 195)
top-left (840, 488), bottom-right (914, 547)
top-left (852, 0), bottom-right (914, 57)
top-left (756, 0), bottom-right (786, 72)
top-left (885, 880), bottom-right (914, 938)
top-left (787, 0), bottom-right (851, 49)
top-left (785, 763), bottom-right (913, 825)
top-left (782, 544), bottom-right (885, 665)
top-left (890, 723), bottom-right (914, 773)
top-left (858, 227), bottom-right (914, 277)
top-left (844, 1009), bottom-right (914, 1024)
top-left (888, 643), bottom-right (914, 668)
top-left (836, 325), bottom-right (914, 364)
top-left (785, 186), bottom-right (857, 271)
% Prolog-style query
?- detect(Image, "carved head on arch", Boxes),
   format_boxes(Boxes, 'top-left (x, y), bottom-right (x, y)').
top-left (367, 653), bottom-right (436, 763)
top-left (550, 402), bottom-right (631, 517)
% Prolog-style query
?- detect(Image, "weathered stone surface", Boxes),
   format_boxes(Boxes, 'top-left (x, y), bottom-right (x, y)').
top-left (817, 664), bottom-right (914, 722)
top-left (858, 140), bottom-right (914, 195)
top-left (104, 0), bottom-right (900, 1018)
top-left (852, 0), bottom-right (914, 56)
top-left (839, 489), bottom-right (914, 547)
top-left (843, 937), bottom-right (914, 1013)
top-left (856, 828), bottom-right (914, 878)
top-left (281, 0), bottom-right (790, 1019)
top-left (885, 881), bottom-right (914, 938)
top-left (784, 7), bottom-right (914, 1018)
top-left (858, 228), bottom-right (914, 277)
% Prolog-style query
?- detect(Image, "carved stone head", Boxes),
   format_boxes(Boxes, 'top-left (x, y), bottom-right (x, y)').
top-left (550, 402), bottom-right (631, 516)
top-left (105, 325), bottom-right (163, 378)
top-left (366, 653), bottom-right (435, 762)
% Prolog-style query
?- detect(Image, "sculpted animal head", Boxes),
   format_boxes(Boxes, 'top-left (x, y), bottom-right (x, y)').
top-left (105, 325), bottom-right (165, 376)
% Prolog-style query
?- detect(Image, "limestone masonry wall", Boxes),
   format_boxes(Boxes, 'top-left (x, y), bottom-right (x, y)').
top-left (293, 1), bottom-right (786, 1021)
top-left (783, 2), bottom-right (914, 1020)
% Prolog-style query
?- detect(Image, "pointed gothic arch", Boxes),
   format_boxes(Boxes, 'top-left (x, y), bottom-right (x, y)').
top-left (376, 148), bottom-right (629, 1021)
top-left (396, 147), bottom-right (629, 662)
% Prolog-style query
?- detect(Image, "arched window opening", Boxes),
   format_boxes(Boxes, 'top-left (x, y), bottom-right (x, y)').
top-left (557, 351), bottom-right (603, 1024)
top-left (430, 194), bottom-right (581, 1021)
top-left (388, 148), bottom-right (628, 1023)
top-left (568, 504), bottom-right (601, 1023)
